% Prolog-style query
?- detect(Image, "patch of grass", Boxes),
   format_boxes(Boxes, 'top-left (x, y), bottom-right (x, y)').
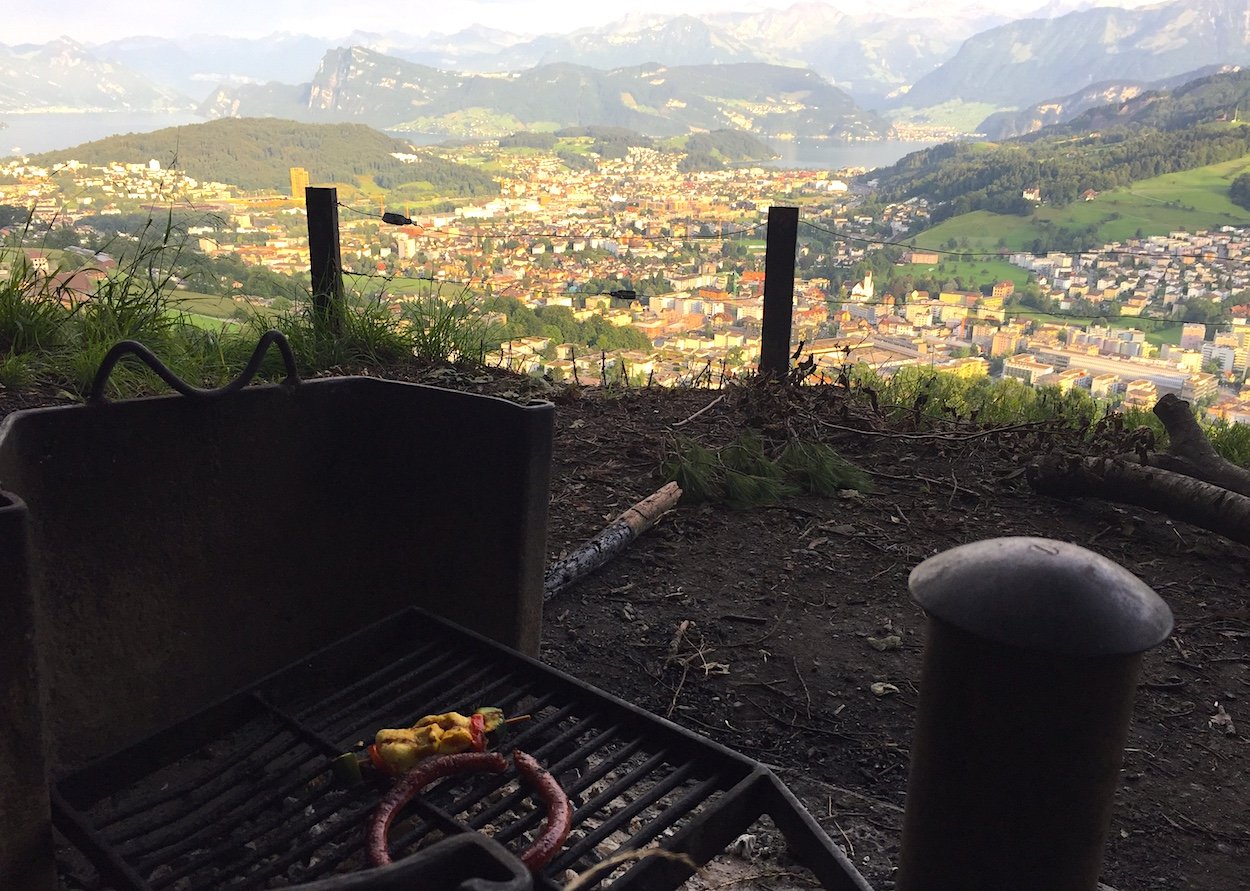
top-left (169, 290), bottom-right (245, 318)
top-left (894, 257), bottom-right (1031, 288)
top-left (856, 364), bottom-right (1099, 429)
top-left (1207, 418), bottom-right (1250, 467)
top-left (402, 288), bottom-right (500, 364)
top-left (0, 352), bottom-right (39, 389)
top-left (0, 254), bottom-right (71, 356)
top-left (254, 291), bottom-right (413, 374)
top-left (1001, 307), bottom-right (1182, 347)
top-left (662, 431), bottom-right (869, 509)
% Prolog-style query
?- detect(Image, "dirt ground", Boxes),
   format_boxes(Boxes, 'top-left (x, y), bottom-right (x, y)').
top-left (533, 382), bottom-right (1249, 891)
top-left (4, 370), bottom-right (1248, 890)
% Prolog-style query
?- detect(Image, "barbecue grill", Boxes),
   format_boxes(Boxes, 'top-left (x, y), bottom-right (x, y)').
top-left (54, 608), bottom-right (871, 890)
top-left (0, 335), bottom-right (871, 890)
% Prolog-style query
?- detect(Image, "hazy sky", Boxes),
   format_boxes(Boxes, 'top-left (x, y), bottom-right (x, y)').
top-left (9, 0), bottom-right (1162, 44)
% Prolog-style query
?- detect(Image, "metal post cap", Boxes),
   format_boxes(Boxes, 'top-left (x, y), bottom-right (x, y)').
top-left (909, 537), bottom-right (1173, 657)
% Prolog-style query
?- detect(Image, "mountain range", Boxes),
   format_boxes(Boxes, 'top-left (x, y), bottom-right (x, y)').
top-left (0, 38), bottom-right (191, 113)
top-left (899, 0), bottom-right (1250, 110)
top-left (7, 0), bottom-right (1250, 136)
top-left (977, 65), bottom-right (1243, 139)
top-left (200, 48), bottom-right (890, 139)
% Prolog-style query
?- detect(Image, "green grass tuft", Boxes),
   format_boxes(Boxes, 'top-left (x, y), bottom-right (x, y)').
top-left (663, 432), bottom-right (868, 509)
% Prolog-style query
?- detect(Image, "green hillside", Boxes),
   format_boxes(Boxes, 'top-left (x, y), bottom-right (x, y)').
top-left (875, 70), bottom-right (1250, 227)
top-left (914, 154), bottom-right (1250, 252)
top-left (30, 118), bottom-right (497, 196)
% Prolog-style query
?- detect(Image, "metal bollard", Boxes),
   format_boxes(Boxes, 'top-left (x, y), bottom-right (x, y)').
top-left (897, 537), bottom-right (1173, 891)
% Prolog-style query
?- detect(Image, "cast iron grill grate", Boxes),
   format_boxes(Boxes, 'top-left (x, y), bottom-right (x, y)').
top-left (53, 609), bottom-right (869, 890)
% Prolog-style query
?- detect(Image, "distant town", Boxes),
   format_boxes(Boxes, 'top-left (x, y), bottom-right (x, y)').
top-left (4, 141), bottom-right (1250, 424)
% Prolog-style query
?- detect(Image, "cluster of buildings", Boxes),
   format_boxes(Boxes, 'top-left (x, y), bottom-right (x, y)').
top-left (0, 156), bottom-right (238, 217)
top-left (1009, 229), bottom-right (1250, 315)
top-left (7, 141), bottom-right (1250, 423)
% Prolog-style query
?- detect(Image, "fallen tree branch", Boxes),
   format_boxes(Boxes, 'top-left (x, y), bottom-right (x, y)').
top-left (1027, 455), bottom-right (1250, 546)
top-left (672, 393), bottom-right (725, 428)
top-left (1141, 394), bottom-right (1250, 498)
top-left (544, 482), bottom-right (683, 601)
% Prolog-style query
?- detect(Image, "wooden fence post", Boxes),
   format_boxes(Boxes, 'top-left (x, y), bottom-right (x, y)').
top-left (759, 205), bottom-right (799, 378)
top-left (305, 186), bottom-right (345, 337)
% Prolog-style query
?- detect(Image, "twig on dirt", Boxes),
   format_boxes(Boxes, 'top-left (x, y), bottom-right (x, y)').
top-left (1163, 810), bottom-right (1250, 843)
top-left (699, 870), bottom-right (819, 891)
top-left (866, 470), bottom-right (918, 482)
top-left (865, 564), bottom-right (898, 583)
top-left (793, 655), bottom-right (812, 720)
top-left (718, 624), bottom-right (781, 649)
top-left (805, 779), bottom-right (906, 814)
top-left (562, 848), bottom-right (696, 891)
top-left (740, 694), bottom-right (863, 741)
top-left (732, 678), bottom-right (789, 693)
top-left (665, 619), bottom-right (691, 668)
top-left (819, 419), bottom-right (1047, 442)
top-left (723, 613), bottom-right (769, 625)
top-left (1089, 523), bottom-right (1118, 545)
top-left (833, 820), bottom-right (855, 859)
top-left (1157, 703), bottom-right (1196, 719)
top-left (1193, 738), bottom-right (1229, 762)
top-left (665, 662), bottom-right (690, 720)
top-left (672, 393), bottom-right (726, 428)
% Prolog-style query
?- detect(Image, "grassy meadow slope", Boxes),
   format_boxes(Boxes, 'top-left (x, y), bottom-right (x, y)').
top-left (913, 154), bottom-right (1250, 252)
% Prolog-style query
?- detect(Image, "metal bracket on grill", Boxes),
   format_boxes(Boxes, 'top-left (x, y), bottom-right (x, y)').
top-left (88, 329), bottom-right (300, 403)
top-left (296, 834), bottom-right (532, 891)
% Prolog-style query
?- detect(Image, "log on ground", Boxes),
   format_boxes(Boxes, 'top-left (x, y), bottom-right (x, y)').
top-left (1028, 454), bottom-right (1250, 546)
top-left (1146, 394), bottom-right (1250, 498)
top-left (544, 482), bottom-right (683, 601)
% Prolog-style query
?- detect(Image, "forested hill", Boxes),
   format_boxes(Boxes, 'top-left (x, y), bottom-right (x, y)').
top-left (872, 70), bottom-right (1250, 222)
top-left (30, 118), bottom-right (497, 195)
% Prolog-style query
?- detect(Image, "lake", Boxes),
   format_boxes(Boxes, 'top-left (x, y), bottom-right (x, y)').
top-left (762, 139), bottom-right (937, 172)
top-left (0, 113), bottom-right (937, 174)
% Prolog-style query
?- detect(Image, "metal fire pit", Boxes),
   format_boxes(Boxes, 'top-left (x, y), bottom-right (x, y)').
top-left (0, 336), bottom-right (553, 887)
top-left (53, 608), bottom-right (870, 890)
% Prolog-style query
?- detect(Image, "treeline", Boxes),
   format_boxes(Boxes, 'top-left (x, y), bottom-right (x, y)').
top-left (485, 296), bottom-right (653, 353)
top-left (874, 125), bottom-right (1250, 222)
top-left (498, 133), bottom-right (558, 150)
top-left (32, 118), bottom-right (496, 196)
top-left (678, 130), bottom-right (776, 172)
top-left (1231, 172), bottom-right (1250, 211)
top-left (555, 125), bottom-right (656, 160)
